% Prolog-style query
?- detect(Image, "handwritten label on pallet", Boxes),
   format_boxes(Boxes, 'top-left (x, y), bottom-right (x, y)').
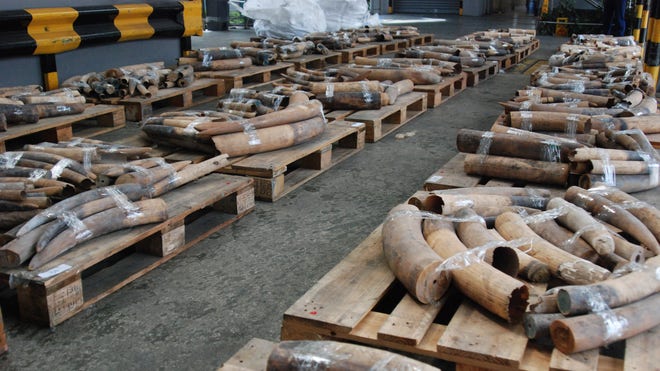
top-left (49, 280), bottom-right (84, 325)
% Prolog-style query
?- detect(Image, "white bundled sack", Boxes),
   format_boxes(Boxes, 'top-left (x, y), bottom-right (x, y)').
top-left (314, 0), bottom-right (371, 31)
top-left (240, 0), bottom-right (326, 39)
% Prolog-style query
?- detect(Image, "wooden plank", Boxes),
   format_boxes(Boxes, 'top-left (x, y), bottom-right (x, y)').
top-left (424, 153), bottom-right (481, 190)
top-left (340, 44), bottom-right (381, 63)
top-left (200, 63), bottom-right (293, 90)
top-left (3, 174), bottom-right (254, 326)
top-left (0, 104), bottom-right (125, 152)
top-left (549, 348), bottom-right (599, 371)
top-left (218, 338), bottom-right (275, 371)
top-left (437, 300), bottom-right (529, 370)
top-left (623, 325), bottom-right (659, 371)
top-left (288, 52), bottom-right (341, 69)
top-left (377, 294), bottom-right (444, 346)
top-left (282, 226), bottom-right (394, 334)
top-left (116, 79), bottom-right (224, 121)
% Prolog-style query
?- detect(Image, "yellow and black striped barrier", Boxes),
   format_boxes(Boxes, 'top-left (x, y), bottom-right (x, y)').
top-left (633, 0), bottom-right (645, 42)
top-left (0, 0), bottom-right (201, 56)
top-left (644, 0), bottom-right (660, 85)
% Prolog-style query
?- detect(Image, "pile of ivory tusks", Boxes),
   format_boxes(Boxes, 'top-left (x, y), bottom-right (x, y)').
top-left (0, 85), bottom-right (87, 130)
top-left (142, 91), bottom-right (326, 157)
top-left (61, 62), bottom-right (195, 100)
top-left (0, 153), bottom-right (230, 270)
top-left (0, 139), bottom-right (155, 231)
top-left (458, 33), bottom-right (660, 193)
top-left (382, 184), bottom-right (659, 354)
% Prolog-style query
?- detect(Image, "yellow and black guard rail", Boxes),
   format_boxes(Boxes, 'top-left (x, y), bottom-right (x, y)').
top-left (0, 1), bottom-right (201, 88)
top-left (644, 0), bottom-right (660, 85)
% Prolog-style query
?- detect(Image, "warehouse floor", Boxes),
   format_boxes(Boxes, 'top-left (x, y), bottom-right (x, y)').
top-left (1, 9), bottom-right (657, 371)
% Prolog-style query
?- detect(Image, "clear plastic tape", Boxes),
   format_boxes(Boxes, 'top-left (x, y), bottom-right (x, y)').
top-left (60, 211), bottom-right (93, 242)
top-left (62, 87), bottom-right (76, 98)
top-left (565, 114), bottom-right (579, 137)
top-left (597, 149), bottom-right (616, 186)
top-left (124, 164), bottom-right (154, 185)
top-left (153, 158), bottom-right (181, 185)
top-left (100, 186), bottom-right (143, 220)
top-left (49, 159), bottom-right (74, 179)
top-left (240, 121), bottom-right (261, 146)
top-left (520, 111), bottom-right (533, 131)
top-left (434, 236), bottom-right (535, 273)
top-left (541, 139), bottom-right (562, 163)
top-left (570, 80), bottom-right (585, 93)
top-left (0, 152), bottom-right (23, 168)
top-left (561, 224), bottom-right (599, 250)
top-left (360, 81), bottom-right (373, 103)
top-left (611, 261), bottom-right (646, 278)
top-left (65, 137), bottom-right (84, 147)
top-left (325, 84), bottom-right (334, 98)
top-left (649, 163), bottom-right (659, 187)
top-left (319, 104), bottom-right (327, 124)
top-left (522, 206), bottom-right (568, 224)
top-left (82, 147), bottom-right (95, 173)
top-left (476, 131), bottom-right (494, 159)
top-left (184, 118), bottom-right (209, 135)
top-left (272, 94), bottom-right (285, 111)
top-left (377, 58), bottom-right (393, 67)
top-left (520, 100), bottom-right (532, 111)
top-left (585, 290), bottom-right (628, 341)
top-left (29, 168), bottom-right (48, 181)
top-left (384, 209), bottom-right (484, 224)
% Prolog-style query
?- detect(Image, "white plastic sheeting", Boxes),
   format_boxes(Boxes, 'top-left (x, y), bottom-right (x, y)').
top-left (236, 0), bottom-right (377, 39)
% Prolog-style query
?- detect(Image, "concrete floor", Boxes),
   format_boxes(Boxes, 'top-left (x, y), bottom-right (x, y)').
top-left (1, 9), bottom-right (655, 371)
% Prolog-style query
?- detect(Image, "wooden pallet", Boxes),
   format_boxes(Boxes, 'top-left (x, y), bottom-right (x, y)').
top-left (0, 104), bottom-right (125, 152)
top-left (488, 53), bottom-right (518, 70)
top-left (195, 63), bottom-right (293, 91)
top-left (325, 110), bottom-right (355, 122)
top-left (414, 73), bottom-right (468, 108)
top-left (340, 44), bottom-right (381, 63)
top-left (281, 225), bottom-right (649, 371)
top-left (0, 173), bottom-right (255, 327)
top-left (345, 92), bottom-right (428, 142)
top-left (463, 61), bottom-right (500, 87)
top-left (109, 78), bottom-right (225, 122)
top-left (218, 338), bottom-right (275, 371)
top-left (219, 120), bottom-right (365, 202)
top-left (287, 53), bottom-right (342, 69)
top-left (378, 39), bottom-right (409, 54)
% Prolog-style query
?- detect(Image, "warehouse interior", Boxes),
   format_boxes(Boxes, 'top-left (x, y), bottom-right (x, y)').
top-left (0, 0), bottom-right (659, 370)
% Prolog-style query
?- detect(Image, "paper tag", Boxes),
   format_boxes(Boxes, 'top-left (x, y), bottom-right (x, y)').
top-left (351, 122), bottom-right (365, 128)
top-left (427, 175), bottom-right (443, 182)
top-left (38, 263), bottom-right (72, 279)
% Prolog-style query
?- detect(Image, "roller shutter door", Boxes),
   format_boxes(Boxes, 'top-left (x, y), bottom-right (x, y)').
top-left (393, 0), bottom-right (460, 14)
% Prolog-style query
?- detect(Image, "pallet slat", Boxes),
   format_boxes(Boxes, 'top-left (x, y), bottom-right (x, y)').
top-left (218, 338), bottom-right (276, 371)
top-left (113, 78), bottom-right (224, 121)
